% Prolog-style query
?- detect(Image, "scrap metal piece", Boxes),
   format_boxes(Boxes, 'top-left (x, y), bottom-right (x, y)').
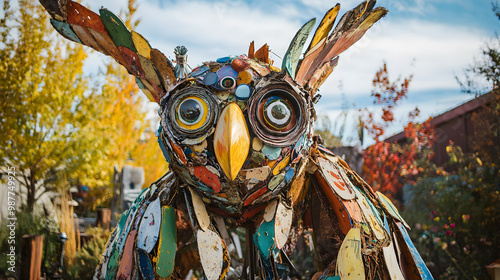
top-left (263, 199), bottom-right (278, 222)
top-left (50, 19), bottom-right (82, 43)
top-left (174, 46), bottom-right (192, 79)
top-left (137, 249), bottom-right (155, 280)
top-left (197, 227), bottom-right (225, 280)
top-left (70, 24), bottom-right (108, 54)
top-left (253, 220), bottom-right (275, 260)
top-left (396, 223), bottom-right (434, 280)
top-left (99, 8), bottom-right (137, 52)
top-left (317, 157), bottom-right (355, 200)
top-left (40, 0), bottom-right (68, 21)
top-left (88, 28), bottom-right (132, 73)
top-left (131, 31), bottom-right (151, 59)
top-left (272, 155), bottom-right (290, 175)
top-left (382, 239), bottom-right (406, 280)
top-left (116, 229), bottom-right (137, 279)
top-left (245, 166), bottom-right (271, 181)
top-left (67, 1), bottom-right (106, 33)
top-left (150, 48), bottom-right (176, 92)
top-left (353, 188), bottom-right (386, 242)
top-left (274, 200), bottom-right (293, 249)
top-left (262, 145), bottom-right (281, 161)
top-left (336, 227), bottom-right (365, 279)
top-left (156, 206), bottom-right (177, 278)
top-left (189, 187), bottom-right (211, 231)
top-left (137, 197), bottom-right (162, 253)
top-left (282, 18), bottom-right (316, 79)
top-left (377, 191), bottom-right (411, 229)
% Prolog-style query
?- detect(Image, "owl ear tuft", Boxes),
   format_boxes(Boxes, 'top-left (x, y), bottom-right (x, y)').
top-left (248, 41), bottom-right (255, 59)
top-left (254, 43), bottom-right (270, 64)
top-left (289, 0), bottom-right (387, 93)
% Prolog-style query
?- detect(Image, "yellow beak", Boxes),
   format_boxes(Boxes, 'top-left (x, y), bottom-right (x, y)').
top-left (214, 103), bottom-right (250, 180)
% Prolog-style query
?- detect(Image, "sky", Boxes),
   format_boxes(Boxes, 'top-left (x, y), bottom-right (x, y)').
top-left (82, 0), bottom-right (499, 146)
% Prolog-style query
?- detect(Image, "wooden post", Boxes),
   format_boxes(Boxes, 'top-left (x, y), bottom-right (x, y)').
top-left (20, 235), bottom-right (43, 280)
top-left (96, 208), bottom-right (111, 229)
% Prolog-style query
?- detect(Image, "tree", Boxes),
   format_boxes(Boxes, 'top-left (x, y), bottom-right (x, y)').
top-left (0, 0), bottom-right (91, 212)
top-left (361, 63), bottom-right (435, 202)
top-left (458, 2), bottom-right (500, 167)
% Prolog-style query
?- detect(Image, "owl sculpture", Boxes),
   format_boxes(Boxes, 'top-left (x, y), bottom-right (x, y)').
top-left (40, 0), bottom-right (434, 279)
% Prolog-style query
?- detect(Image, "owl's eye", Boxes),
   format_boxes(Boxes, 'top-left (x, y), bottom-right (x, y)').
top-left (177, 97), bottom-right (206, 128)
top-left (248, 83), bottom-right (308, 147)
top-left (163, 86), bottom-right (218, 141)
top-left (263, 97), bottom-right (292, 129)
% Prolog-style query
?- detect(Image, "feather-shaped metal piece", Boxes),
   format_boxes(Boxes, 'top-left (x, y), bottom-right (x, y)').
top-left (282, 18), bottom-right (316, 79)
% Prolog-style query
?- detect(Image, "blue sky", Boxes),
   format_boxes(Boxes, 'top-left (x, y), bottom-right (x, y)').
top-left (82, 0), bottom-right (499, 146)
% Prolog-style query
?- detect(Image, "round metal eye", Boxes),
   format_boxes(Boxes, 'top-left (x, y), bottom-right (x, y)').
top-left (220, 76), bottom-right (236, 90)
top-left (178, 98), bottom-right (204, 125)
top-left (263, 98), bottom-right (292, 129)
top-left (163, 86), bottom-right (218, 140)
top-left (247, 83), bottom-right (308, 147)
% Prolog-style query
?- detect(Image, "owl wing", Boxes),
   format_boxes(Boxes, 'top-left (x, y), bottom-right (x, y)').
top-left (283, 0), bottom-right (387, 94)
top-left (310, 147), bottom-right (433, 279)
top-left (40, 0), bottom-right (176, 103)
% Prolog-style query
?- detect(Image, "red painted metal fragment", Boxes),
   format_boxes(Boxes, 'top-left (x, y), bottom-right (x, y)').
top-left (118, 46), bottom-right (145, 78)
top-left (67, 1), bottom-right (107, 33)
top-left (243, 187), bottom-right (267, 207)
top-left (193, 166), bottom-right (221, 193)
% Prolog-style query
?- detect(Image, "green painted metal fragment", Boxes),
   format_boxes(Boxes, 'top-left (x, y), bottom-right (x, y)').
top-left (282, 18), bottom-right (316, 79)
top-left (156, 206), bottom-right (177, 278)
top-left (99, 9), bottom-right (137, 52)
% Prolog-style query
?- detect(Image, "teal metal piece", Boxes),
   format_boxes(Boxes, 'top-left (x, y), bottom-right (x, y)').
top-left (282, 18), bottom-right (316, 79)
top-left (253, 220), bottom-right (275, 260)
top-left (262, 145), bottom-right (281, 161)
top-left (99, 9), bottom-right (137, 52)
top-left (50, 19), bottom-right (83, 44)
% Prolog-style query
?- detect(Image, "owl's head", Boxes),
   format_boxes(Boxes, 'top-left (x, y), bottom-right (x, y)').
top-left (151, 2), bottom-right (387, 219)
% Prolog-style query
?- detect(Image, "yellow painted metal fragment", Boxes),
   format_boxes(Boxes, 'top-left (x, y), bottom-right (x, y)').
top-left (273, 155), bottom-right (290, 176)
top-left (213, 103), bottom-right (250, 180)
top-left (131, 31), bottom-right (151, 59)
top-left (336, 227), bottom-right (365, 279)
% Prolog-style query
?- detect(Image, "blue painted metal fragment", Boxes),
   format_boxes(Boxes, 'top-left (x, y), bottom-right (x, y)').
top-left (190, 66), bottom-right (209, 77)
top-left (235, 84), bottom-right (251, 100)
top-left (203, 72), bottom-right (218, 86)
top-left (262, 145), bottom-right (282, 161)
top-left (137, 249), bottom-right (155, 280)
top-left (216, 56), bottom-right (231, 63)
top-left (397, 223), bottom-right (434, 279)
top-left (50, 19), bottom-right (83, 44)
top-left (285, 167), bottom-right (295, 183)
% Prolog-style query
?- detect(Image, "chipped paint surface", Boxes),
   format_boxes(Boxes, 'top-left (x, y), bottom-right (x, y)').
top-left (337, 227), bottom-right (365, 279)
top-left (137, 197), bottom-right (161, 253)
top-left (244, 166), bottom-right (271, 181)
top-left (273, 154), bottom-right (290, 175)
top-left (254, 220), bottom-right (275, 259)
top-left (137, 249), bottom-right (154, 280)
top-left (353, 188), bottom-right (386, 242)
top-left (378, 191), bottom-right (411, 229)
top-left (263, 199), bottom-right (278, 222)
top-left (274, 200), bottom-right (293, 249)
top-left (99, 9), bottom-right (137, 52)
top-left (397, 223), bottom-right (434, 280)
top-left (156, 206), bottom-right (177, 278)
top-left (116, 229), bottom-right (137, 279)
top-left (193, 166), bottom-right (221, 193)
top-left (383, 240), bottom-right (406, 280)
top-left (197, 228), bottom-right (224, 280)
top-left (318, 157), bottom-right (355, 200)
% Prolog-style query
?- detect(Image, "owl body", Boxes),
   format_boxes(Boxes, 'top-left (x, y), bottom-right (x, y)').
top-left (40, 0), bottom-right (435, 279)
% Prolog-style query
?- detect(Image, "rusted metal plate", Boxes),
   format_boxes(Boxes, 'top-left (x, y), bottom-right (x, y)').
top-left (137, 249), bottom-right (154, 280)
top-left (189, 187), bottom-right (210, 231)
top-left (67, 1), bottom-right (107, 33)
top-left (99, 8), bottom-right (137, 52)
top-left (317, 157), bottom-right (355, 200)
top-left (282, 18), bottom-right (316, 79)
top-left (131, 31), bottom-right (151, 59)
top-left (254, 43), bottom-right (270, 64)
top-left (247, 60), bottom-right (270, 76)
top-left (308, 56), bottom-right (339, 93)
top-left (253, 220), bottom-right (275, 259)
top-left (337, 227), bottom-right (365, 279)
top-left (273, 155), bottom-right (290, 176)
top-left (138, 55), bottom-right (161, 87)
top-left (274, 200), bottom-right (293, 249)
top-left (193, 166), bottom-right (221, 193)
top-left (231, 58), bottom-right (250, 72)
top-left (50, 19), bottom-right (82, 43)
top-left (288, 158), bottom-right (308, 206)
top-left (150, 48), bottom-right (176, 91)
top-left (169, 139), bottom-right (187, 164)
top-left (89, 28), bottom-right (131, 72)
top-left (137, 197), bottom-right (161, 253)
top-left (156, 206), bottom-right (176, 278)
top-left (70, 24), bottom-right (107, 54)
top-left (118, 46), bottom-right (145, 78)
top-left (116, 229), bottom-right (137, 279)
top-left (263, 199), bottom-right (278, 222)
top-left (197, 228), bottom-right (224, 280)
top-left (353, 188), bottom-right (386, 242)
top-left (377, 191), bottom-right (410, 229)
top-left (295, 38), bottom-right (325, 86)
